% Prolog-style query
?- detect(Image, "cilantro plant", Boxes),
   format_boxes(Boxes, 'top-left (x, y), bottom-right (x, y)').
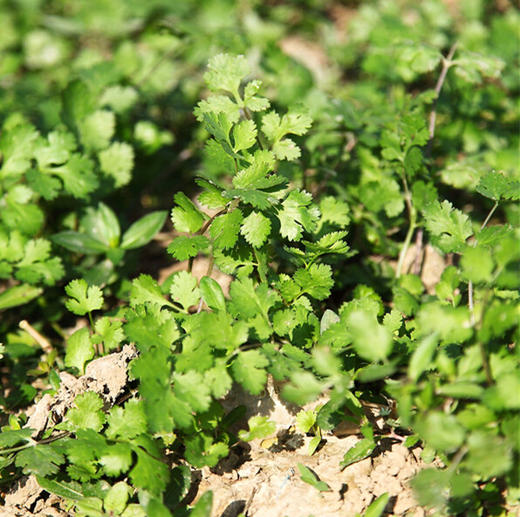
top-left (0, 2), bottom-right (519, 516)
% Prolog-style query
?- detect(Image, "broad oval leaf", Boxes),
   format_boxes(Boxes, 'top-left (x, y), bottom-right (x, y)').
top-left (364, 493), bottom-right (390, 517)
top-left (121, 211), bottom-right (167, 250)
top-left (408, 333), bottom-right (438, 381)
top-left (340, 437), bottom-right (376, 469)
top-left (0, 284), bottom-right (43, 310)
top-left (199, 276), bottom-right (226, 311)
top-left (83, 202), bottom-right (120, 248)
top-left (52, 231), bottom-right (108, 254)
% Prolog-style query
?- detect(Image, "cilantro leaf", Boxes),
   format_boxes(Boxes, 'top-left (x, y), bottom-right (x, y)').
top-left (167, 235), bottom-right (210, 261)
top-left (240, 211), bottom-right (271, 247)
top-left (79, 110), bottom-right (115, 151)
top-left (65, 279), bottom-right (104, 315)
top-left (231, 350), bottom-right (269, 395)
top-left (423, 200), bottom-right (473, 252)
top-left (238, 416), bottom-right (276, 442)
top-left (476, 171), bottom-right (520, 201)
top-left (65, 327), bottom-right (95, 374)
top-left (130, 274), bottom-right (174, 308)
top-left (243, 80), bottom-right (270, 112)
top-left (347, 309), bottom-right (392, 362)
top-left (99, 443), bottom-right (133, 477)
top-left (52, 153), bottom-right (98, 199)
top-left (66, 392), bottom-right (106, 432)
top-left (204, 53), bottom-right (249, 94)
top-left (294, 264), bottom-right (334, 300)
top-left (106, 399), bottom-right (147, 439)
top-left (130, 448), bottom-right (169, 496)
top-left (171, 192), bottom-right (206, 233)
top-left (170, 271), bottom-right (200, 311)
top-left (173, 371), bottom-right (211, 412)
top-left (93, 317), bottom-right (124, 352)
top-left (319, 196), bottom-right (350, 227)
top-left (98, 142), bottom-right (134, 187)
top-left (16, 444), bottom-right (65, 477)
top-left (210, 209), bottom-right (243, 249)
top-left (233, 119), bottom-right (257, 153)
top-left (277, 190), bottom-right (319, 241)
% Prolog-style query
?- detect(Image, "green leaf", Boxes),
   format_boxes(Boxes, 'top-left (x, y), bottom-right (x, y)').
top-left (199, 276), bottom-right (226, 311)
top-left (415, 412), bottom-right (465, 453)
top-left (273, 138), bottom-right (301, 160)
top-left (204, 359), bottom-right (233, 398)
top-left (476, 171), bottom-right (520, 201)
top-left (231, 350), bottom-right (269, 395)
top-left (67, 392), bottom-right (106, 432)
top-left (99, 443), bottom-right (133, 477)
top-left (107, 399), bottom-right (147, 439)
top-left (210, 209), bottom-right (243, 249)
top-left (16, 444), bottom-right (64, 477)
top-left (35, 477), bottom-right (86, 501)
top-left (319, 196), bottom-right (350, 227)
top-left (65, 327), bottom-right (95, 374)
top-left (297, 463), bottom-right (330, 492)
top-left (167, 235), bottom-right (209, 261)
top-left (104, 482), bottom-right (130, 515)
top-left (416, 303), bottom-right (472, 344)
top-left (61, 80), bottom-right (96, 130)
top-left (83, 202), bottom-right (121, 248)
top-left (411, 468), bottom-right (451, 508)
top-left (296, 409), bottom-right (317, 434)
top-left (277, 190), bottom-right (319, 241)
top-left (408, 333), bottom-right (439, 381)
top-left (65, 279), bottom-right (104, 315)
top-left (98, 142), bottom-right (134, 187)
top-left (294, 264), bottom-right (334, 301)
top-left (121, 211), bottom-right (167, 250)
top-left (240, 211), bottom-right (271, 248)
top-left (282, 371), bottom-right (324, 405)
top-left (171, 192), bottom-right (206, 233)
top-left (233, 119), bottom-right (257, 152)
top-left (461, 246), bottom-right (494, 284)
top-left (79, 110), bottom-right (115, 151)
top-left (0, 284), bottom-right (42, 310)
top-left (190, 491), bottom-right (213, 517)
top-left (93, 317), bottom-right (124, 352)
top-left (454, 51), bottom-right (504, 83)
top-left (130, 274), bottom-right (174, 308)
top-left (0, 428), bottom-right (33, 448)
top-left (262, 111), bottom-right (312, 142)
top-left (340, 437), bottom-right (376, 469)
top-left (347, 309), bottom-right (392, 362)
top-left (170, 271), bottom-right (200, 311)
top-left (232, 149), bottom-right (276, 189)
top-left (238, 416), bottom-right (276, 441)
top-left (52, 153), bottom-right (98, 199)
top-left (173, 370), bottom-right (211, 412)
top-left (204, 53), bottom-right (249, 94)
top-left (130, 447), bottom-right (169, 496)
top-left (362, 493), bottom-right (390, 517)
top-left (243, 80), bottom-right (270, 112)
top-left (423, 200), bottom-right (472, 253)
top-left (52, 231), bottom-right (109, 254)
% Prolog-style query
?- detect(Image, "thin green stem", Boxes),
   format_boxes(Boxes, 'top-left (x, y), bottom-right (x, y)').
top-left (0, 432), bottom-right (70, 455)
top-left (480, 201), bottom-right (499, 231)
top-left (253, 248), bottom-right (267, 284)
top-left (397, 169), bottom-right (417, 278)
